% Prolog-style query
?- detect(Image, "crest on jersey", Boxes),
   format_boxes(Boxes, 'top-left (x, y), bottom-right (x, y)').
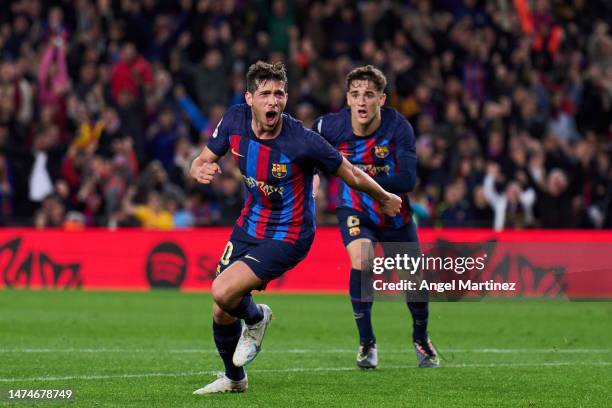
top-left (374, 145), bottom-right (389, 158)
top-left (271, 163), bottom-right (288, 178)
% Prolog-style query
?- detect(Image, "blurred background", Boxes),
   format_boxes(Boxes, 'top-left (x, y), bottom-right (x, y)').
top-left (0, 0), bottom-right (610, 231)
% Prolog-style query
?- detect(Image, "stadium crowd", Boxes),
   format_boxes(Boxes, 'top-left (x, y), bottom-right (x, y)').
top-left (0, 0), bottom-right (610, 230)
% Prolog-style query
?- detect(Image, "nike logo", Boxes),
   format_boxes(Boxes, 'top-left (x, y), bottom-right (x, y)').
top-left (244, 255), bottom-right (261, 263)
top-left (232, 149), bottom-right (245, 157)
top-left (212, 117), bottom-right (223, 138)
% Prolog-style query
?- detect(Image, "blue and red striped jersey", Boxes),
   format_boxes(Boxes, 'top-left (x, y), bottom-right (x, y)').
top-left (313, 107), bottom-right (417, 229)
top-left (207, 104), bottom-right (343, 243)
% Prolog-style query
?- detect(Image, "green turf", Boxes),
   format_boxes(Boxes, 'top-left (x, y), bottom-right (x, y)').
top-left (0, 291), bottom-right (610, 407)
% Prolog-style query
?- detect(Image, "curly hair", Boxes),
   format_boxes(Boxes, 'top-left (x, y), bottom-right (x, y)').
top-left (346, 65), bottom-right (387, 92)
top-left (246, 61), bottom-right (288, 93)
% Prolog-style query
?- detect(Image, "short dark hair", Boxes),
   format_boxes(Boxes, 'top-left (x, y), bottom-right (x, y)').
top-left (346, 65), bottom-right (387, 92)
top-left (246, 61), bottom-right (288, 93)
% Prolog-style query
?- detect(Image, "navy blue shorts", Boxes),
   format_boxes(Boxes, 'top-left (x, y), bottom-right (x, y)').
top-left (337, 208), bottom-right (426, 301)
top-left (216, 226), bottom-right (313, 284)
top-left (337, 208), bottom-right (419, 247)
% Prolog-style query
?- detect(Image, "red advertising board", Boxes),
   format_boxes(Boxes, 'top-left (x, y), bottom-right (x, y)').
top-left (1, 228), bottom-right (611, 298)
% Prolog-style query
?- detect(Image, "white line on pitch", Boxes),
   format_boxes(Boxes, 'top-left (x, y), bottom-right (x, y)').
top-left (0, 362), bottom-right (611, 383)
top-left (0, 348), bottom-right (609, 354)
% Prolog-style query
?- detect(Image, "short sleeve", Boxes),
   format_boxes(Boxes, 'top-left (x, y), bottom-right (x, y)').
top-left (303, 129), bottom-right (343, 174)
top-left (206, 115), bottom-right (231, 157)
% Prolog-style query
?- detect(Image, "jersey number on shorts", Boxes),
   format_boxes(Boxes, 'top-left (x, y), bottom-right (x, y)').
top-left (347, 215), bottom-right (361, 236)
top-left (220, 241), bottom-right (234, 266)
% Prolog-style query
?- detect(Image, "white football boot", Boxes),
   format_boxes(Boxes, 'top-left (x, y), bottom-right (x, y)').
top-left (356, 342), bottom-right (378, 369)
top-left (193, 372), bottom-right (248, 395)
top-left (232, 304), bottom-right (273, 367)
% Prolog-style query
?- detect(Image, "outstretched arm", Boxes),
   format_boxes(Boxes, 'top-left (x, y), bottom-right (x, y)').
top-left (38, 44), bottom-right (55, 92)
top-left (190, 146), bottom-right (222, 184)
top-left (334, 157), bottom-right (402, 217)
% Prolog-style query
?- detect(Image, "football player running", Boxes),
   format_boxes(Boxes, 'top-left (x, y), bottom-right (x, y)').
top-left (313, 65), bottom-right (439, 369)
top-left (190, 61), bottom-right (402, 394)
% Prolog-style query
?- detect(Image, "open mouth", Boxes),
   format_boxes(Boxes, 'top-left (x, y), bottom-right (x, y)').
top-left (265, 110), bottom-right (278, 125)
top-left (357, 108), bottom-right (368, 119)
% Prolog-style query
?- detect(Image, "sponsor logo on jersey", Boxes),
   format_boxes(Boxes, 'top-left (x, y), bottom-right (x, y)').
top-left (355, 164), bottom-right (390, 177)
top-left (242, 176), bottom-right (285, 197)
top-left (271, 163), bottom-right (288, 178)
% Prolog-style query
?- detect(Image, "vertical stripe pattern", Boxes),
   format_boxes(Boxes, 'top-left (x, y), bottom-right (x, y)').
top-left (254, 144), bottom-right (272, 238)
top-left (337, 135), bottom-right (412, 228)
top-left (245, 141), bottom-right (260, 236)
top-left (235, 137), bottom-right (309, 244)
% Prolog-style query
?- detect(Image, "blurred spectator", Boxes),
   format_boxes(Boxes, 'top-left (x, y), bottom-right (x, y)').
top-left (146, 105), bottom-right (184, 171)
top-left (168, 135), bottom-right (198, 190)
top-left (38, 40), bottom-right (69, 107)
top-left (531, 167), bottom-right (575, 228)
top-left (166, 193), bottom-right (195, 229)
top-left (437, 179), bottom-right (471, 228)
top-left (213, 173), bottom-right (243, 226)
top-left (12, 126), bottom-right (65, 217)
top-left (0, 59), bottom-right (34, 128)
top-left (0, 0), bottom-right (609, 229)
top-left (110, 43), bottom-right (153, 103)
top-left (135, 160), bottom-right (183, 204)
top-left (122, 188), bottom-right (173, 230)
top-left (189, 192), bottom-right (220, 226)
top-left (409, 188), bottom-right (432, 227)
top-left (34, 193), bottom-right (65, 229)
top-left (178, 47), bottom-right (229, 116)
top-left (38, 38), bottom-right (70, 140)
top-left (0, 154), bottom-right (13, 225)
top-left (483, 163), bottom-right (535, 231)
top-left (267, 0), bottom-right (295, 54)
top-left (470, 185), bottom-right (494, 228)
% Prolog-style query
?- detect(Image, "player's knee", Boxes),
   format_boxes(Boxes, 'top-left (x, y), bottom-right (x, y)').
top-left (347, 240), bottom-right (374, 271)
top-left (213, 303), bottom-right (236, 324)
top-left (211, 279), bottom-right (226, 306)
top-left (211, 279), bottom-right (235, 310)
top-left (350, 252), bottom-right (373, 271)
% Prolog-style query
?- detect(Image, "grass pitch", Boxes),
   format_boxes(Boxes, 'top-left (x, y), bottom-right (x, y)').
top-left (0, 290), bottom-right (610, 407)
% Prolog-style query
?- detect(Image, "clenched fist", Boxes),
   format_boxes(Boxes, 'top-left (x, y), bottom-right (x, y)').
top-left (379, 192), bottom-right (402, 217)
top-left (190, 161), bottom-right (222, 184)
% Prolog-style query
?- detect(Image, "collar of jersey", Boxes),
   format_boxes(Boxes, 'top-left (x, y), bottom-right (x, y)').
top-left (246, 110), bottom-right (285, 145)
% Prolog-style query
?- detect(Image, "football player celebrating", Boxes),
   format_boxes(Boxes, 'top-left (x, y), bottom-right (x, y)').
top-left (313, 65), bottom-right (439, 369)
top-left (190, 61), bottom-right (402, 394)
